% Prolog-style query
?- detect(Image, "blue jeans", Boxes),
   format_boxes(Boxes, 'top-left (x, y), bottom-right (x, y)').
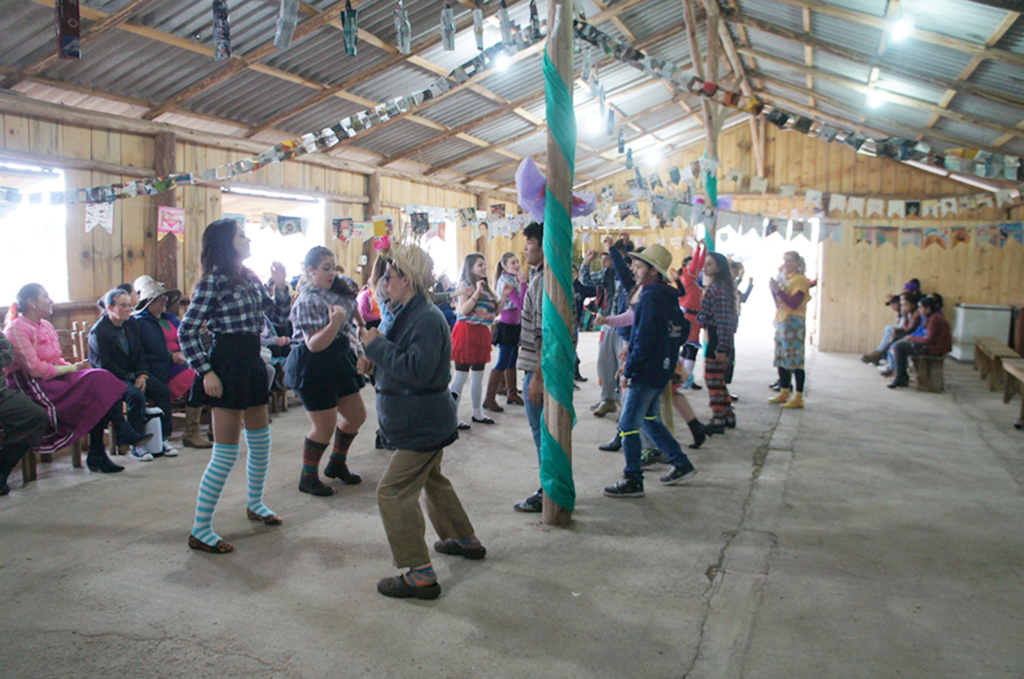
top-left (523, 372), bottom-right (543, 462)
top-left (620, 383), bottom-right (690, 481)
top-left (495, 343), bottom-right (519, 371)
top-left (877, 324), bottom-right (906, 353)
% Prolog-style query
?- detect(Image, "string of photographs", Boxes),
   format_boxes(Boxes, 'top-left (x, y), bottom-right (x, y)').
top-left (850, 223), bottom-right (1023, 250)
top-left (0, 17), bottom-right (544, 211)
top-left (573, 19), bottom-right (1024, 198)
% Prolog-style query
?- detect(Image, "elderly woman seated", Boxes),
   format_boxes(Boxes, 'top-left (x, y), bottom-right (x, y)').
top-left (4, 283), bottom-right (151, 474)
top-left (887, 294), bottom-right (952, 389)
top-left (133, 276), bottom-right (212, 450)
top-left (89, 288), bottom-right (175, 460)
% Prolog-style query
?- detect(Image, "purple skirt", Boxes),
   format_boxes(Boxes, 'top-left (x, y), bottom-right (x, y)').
top-left (6, 368), bottom-right (126, 454)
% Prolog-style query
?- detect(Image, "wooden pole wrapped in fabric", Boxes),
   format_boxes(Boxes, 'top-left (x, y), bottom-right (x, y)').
top-left (363, 172), bottom-right (381, 286)
top-left (540, 0), bottom-right (576, 528)
top-left (154, 132), bottom-right (178, 291)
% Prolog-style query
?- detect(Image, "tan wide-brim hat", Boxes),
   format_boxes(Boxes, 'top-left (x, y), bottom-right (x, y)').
top-left (388, 241), bottom-right (436, 298)
top-left (628, 243), bottom-right (673, 281)
top-left (134, 275), bottom-right (181, 312)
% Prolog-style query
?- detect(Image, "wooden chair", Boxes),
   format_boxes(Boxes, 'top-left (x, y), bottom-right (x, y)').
top-left (975, 338), bottom-right (1021, 392)
top-left (1001, 358), bottom-right (1024, 431)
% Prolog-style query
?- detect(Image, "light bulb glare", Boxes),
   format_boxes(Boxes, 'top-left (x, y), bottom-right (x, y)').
top-left (891, 18), bottom-right (914, 42)
top-left (867, 89), bottom-right (887, 108)
top-left (494, 53), bottom-right (510, 71)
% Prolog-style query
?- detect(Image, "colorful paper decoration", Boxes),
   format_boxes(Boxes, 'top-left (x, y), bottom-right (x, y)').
top-left (899, 228), bottom-right (922, 249)
top-left (829, 193), bottom-right (847, 214)
top-left (85, 203), bottom-right (114, 234)
top-left (394, 1), bottom-right (411, 54)
top-left (332, 217), bottom-right (353, 242)
top-left (278, 216), bottom-right (307, 236)
top-left (472, 0), bottom-right (484, 50)
top-left (1000, 222), bottom-right (1023, 246)
top-left (750, 176), bottom-right (769, 194)
top-left (923, 227), bottom-right (948, 249)
top-left (845, 196), bottom-right (865, 217)
top-left (212, 0), bottom-right (231, 60)
top-left (804, 189), bottom-right (823, 209)
top-left (56, 0), bottom-right (82, 60)
top-left (876, 227), bottom-right (898, 247)
top-left (940, 197), bottom-right (957, 217)
top-left (440, 4), bottom-right (456, 50)
top-left (866, 198), bottom-right (885, 217)
top-left (372, 215), bottom-right (392, 237)
top-left (778, 184), bottom-right (796, 199)
top-left (274, 0), bottom-right (299, 49)
top-left (342, 0), bottom-right (359, 56)
top-left (157, 206), bottom-right (184, 241)
top-left (950, 227), bottom-right (971, 247)
top-left (887, 199), bottom-right (906, 219)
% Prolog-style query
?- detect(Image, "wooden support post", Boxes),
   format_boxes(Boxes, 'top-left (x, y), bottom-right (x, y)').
top-left (750, 117), bottom-right (765, 178)
top-left (154, 132), bottom-right (178, 290)
top-left (705, 8), bottom-right (720, 162)
top-left (541, 0), bottom-right (574, 528)
top-left (476, 193), bottom-right (489, 253)
top-left (363, 172), bottom-right (381, 286)
top-left (682, 0), bottom-right (716, 161)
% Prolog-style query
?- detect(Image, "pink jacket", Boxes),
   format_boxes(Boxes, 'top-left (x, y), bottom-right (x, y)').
top-left (3, 316), bottom-right (69, 381)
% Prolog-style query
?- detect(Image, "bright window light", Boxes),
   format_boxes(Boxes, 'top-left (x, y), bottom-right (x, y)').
top-left (891, 18), bottom-right (914, 42)
top-left (644, 147), bottom-right (662, 165)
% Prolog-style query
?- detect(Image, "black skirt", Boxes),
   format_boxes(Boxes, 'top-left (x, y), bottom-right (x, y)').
top-left (492, 321), bottom-right (521, 347)
top-left (284, 334), bottom-right (365, 411)
top-left (188, 334), bottom-right (269, 410)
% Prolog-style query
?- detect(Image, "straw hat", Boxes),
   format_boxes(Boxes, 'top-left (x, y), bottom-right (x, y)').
top-left (387, 241), bottom-right (435, 299)
top-left (628, 243), bottom-right (673, 281)
top-left (134, 275), bottom-right (181, 312)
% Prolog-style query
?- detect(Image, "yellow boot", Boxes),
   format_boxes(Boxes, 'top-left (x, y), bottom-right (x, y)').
top-left (768, 388), bottom-right (791, 404)
top-left (780, 392), bottom-right (804, 409)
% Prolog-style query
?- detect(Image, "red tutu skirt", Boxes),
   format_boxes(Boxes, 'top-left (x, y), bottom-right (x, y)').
top-left (451, 321), bottom-right (493, 365)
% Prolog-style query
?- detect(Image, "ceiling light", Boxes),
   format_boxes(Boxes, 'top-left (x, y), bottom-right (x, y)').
top-left (494, 53), bottom-right (510, 71)
top-left (645, 147), bottom-right (662, 165)
top-left (891, 18), bottom-right (914, 42)
top-left (867, 89), bottom-right (887, 108)
top-left (586, 113), bottom-right (604, 135)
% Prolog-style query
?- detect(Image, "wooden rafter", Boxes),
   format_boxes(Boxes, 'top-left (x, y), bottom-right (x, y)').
top-left (1, 0), bottom-right (165, 89)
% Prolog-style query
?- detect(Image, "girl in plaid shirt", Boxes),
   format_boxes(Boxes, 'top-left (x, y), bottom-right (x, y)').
top-left (697, 252), bottom-right (738, 433)
top-left (178, 219), bottom-right (292, 555)
top-left (284, 246), bottom-right (367, 497)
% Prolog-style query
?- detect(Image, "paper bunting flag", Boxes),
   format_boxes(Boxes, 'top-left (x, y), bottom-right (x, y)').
top-left (940, 198), bottom-right (958, 217)
top-left (333, 217), bottom-right (353, 242)
top-left (950, 227), bottom-right (971, 247)
top-left (779, 184), bottom-right (796, 199)
top-left (277, 216), bottom-right (307, 236)
top-left (900, 228), bottom-right (922, 249)
top-left (700, 157), bottom-right (718, 175)
top-left (958, 195), bottom-right (977, 212)
top-left (410, 212), bottom-right (429, 234)
top-left (995, 189), bottom-right (1013, 207)
top-left (853, 226), bottom-right (874, 246)
top-left (1000, 222), bottom-right (1023, 246)
top-left (739, 213), bottom-right (761, 235)
top-left (976, 194), bottom-right (994, 209)
top-left (887, 200), bottom-right (906, 219)
top-left (905, 201), bottom-right (921, 218)
top-left (840, 196), bottom-right (863, 217)
top-left (876, 227), bottom-right (898, 247)
top-left (789, 220), bottom-right (807, 240)
top-left (726, 167), bottom-right (745, 183)
top-left (866, 198), bottom-right (885, 217)
top-left (923, 227), bottom-right (948, 249)
top-left (828, 193), bottom-right (847, 214)
top-left (670, 237), bottom-right (682, 246)
top-left (716, 210), bottom-right (740, 231)
top-left (750, 176), bottom-right (769, 194)
top-left (975, 226), bottom-right (998, 248)
top-left (372, 215), bottom-right (392, 237)
top-left (764, 218), bottom-right (785, 237)
top-left (157, 206), bottom-right (184, 241)
top-left (498, 0), bottom-right (512, 44)
top-left (820, 221), bottom-right (842, 244)
top-left (920, 200), bottom-right (939, 218)
top-left (85, 203), bottom-right (114, 234)
top-left (804, 189), bottom-right (823, 209)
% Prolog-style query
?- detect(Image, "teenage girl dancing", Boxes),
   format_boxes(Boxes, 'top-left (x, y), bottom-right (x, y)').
top-left (285, 246), bottom-right (366, 496)
top-left (483, 252), bottom-right (528, 412)
top-left (178, 219), bottom-right (292, 554)
top-left (449, 253), bottom-right (497, 429)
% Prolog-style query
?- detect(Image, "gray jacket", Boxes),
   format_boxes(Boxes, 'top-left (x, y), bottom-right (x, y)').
top-left (363, 294), bottom-right (458, 452)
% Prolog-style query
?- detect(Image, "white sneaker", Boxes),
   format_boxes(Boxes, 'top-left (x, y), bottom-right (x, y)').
top-left (129, 447), bottom-right (154, 462)
top-left (162, 441), bottom-right (179, 457)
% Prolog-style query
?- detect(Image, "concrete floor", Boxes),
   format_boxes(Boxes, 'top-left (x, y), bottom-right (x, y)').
top-left (1, 326), bottom-right (1022, 678)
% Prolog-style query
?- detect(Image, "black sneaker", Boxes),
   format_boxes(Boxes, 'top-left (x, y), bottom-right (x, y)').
top-left (513, 489), bottom-right (543, 512)
top-left (640, 449), bottom-right (668, 468)
top-left (660, 464), bottom-right (697, 486)
top-left (603, 477), bottom-right (645, 498)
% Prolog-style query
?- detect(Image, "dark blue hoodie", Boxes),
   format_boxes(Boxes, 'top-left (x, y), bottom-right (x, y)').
top-left (623, 281), bottom-right (689, 388)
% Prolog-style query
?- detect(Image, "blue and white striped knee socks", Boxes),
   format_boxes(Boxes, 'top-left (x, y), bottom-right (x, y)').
top-left (244, 426), bottom-right (275, 518)
top-left (191, 442), bottom-right (240, 546)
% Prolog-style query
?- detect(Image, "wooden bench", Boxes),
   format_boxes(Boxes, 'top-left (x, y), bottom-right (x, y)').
top-left (1002, 358), bottom-right (1024, 431)
top-left (911, 354), bottom-right (946, 392)
top-left (974, 338), bottom-right (1021, 392)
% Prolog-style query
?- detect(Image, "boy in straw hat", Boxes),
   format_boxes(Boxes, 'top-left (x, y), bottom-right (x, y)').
top-left (360, 241), bottom-right (485, 600)
top-left (603, 244), bottom-right (698, 498)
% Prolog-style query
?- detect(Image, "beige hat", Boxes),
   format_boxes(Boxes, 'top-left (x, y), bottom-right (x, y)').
top-left (387, 241), bottom-right (435, 298)
top-left (134, 275), bottom-right (181, 312)
top-left (628, 243), bottom-right (673, 281)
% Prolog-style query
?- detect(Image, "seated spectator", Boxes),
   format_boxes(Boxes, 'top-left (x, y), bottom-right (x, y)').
top-left (887, 294), bottom-right (951, 389)
top-left (89, 288), bottom-right (174, 461)
top-left (863, 294), bottom-right (905, 365)
top-left (879, 292), bottom-right (922, 377)
top-left (0, 328), bottom-right (49, 495)
top-left (133, 276), bottom-right (211, 450)
top-left (4, 284), bottom-right (150, 474)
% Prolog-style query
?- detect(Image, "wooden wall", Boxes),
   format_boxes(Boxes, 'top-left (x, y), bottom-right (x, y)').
top-left (582, 122), bottom-right (1024, 353)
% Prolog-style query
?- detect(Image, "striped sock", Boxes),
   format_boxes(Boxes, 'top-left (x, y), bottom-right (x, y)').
top-left (191, 442), bottom-right (240, 546)
top-left (302, 438), bottom-right (329, 481)
top-left (324, 429), bottom-right (356, 477)
top-left (244, 426), bottom-right (275, 518)
top-left (456, 535), bottom-right (482, 550)
top-left (402, 563), bottom-right (437, 588)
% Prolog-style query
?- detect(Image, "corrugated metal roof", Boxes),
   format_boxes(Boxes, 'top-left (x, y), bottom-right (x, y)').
top-left (818, 0), bottom-right (887, 17)
top-left (417, 89), bottom-right (503, 128)
top-left (406, 138), bottom-right (484, 168)
top-left (616, 0), bottom-right (685, 43)
top-left (813, 50), bottom-right (872, 84)
top-left (278, 97), bottom-right (370, 135)
top-left (634, 104), bottom-right (694, 135)
top-left (875, 75), bottom-right (948, 105)
top-left (611, 82), bottom-right (674, 117)
top-left (477, 52), bottom-right (546, 102)
top-left (654, 114), bottom-right (703, 142)
top-left (810, 14), bottom-right (883, 62)
top-left (0, 0), bottom-right (61, 68)
top-left (899, 0), bottom-right (1009, 45)
top-left (1001, 138), bottom-right (1024, 156)
top-left (995, 18), bottom-right (1024, 55)
top-left (744, 27), bottom-right (808, 64)
top-left (468, 113), bottom-right (536, 144)
top-left (734, 0), bottom-right (805, 33)
top-left (355, 0), bottom-right (473, 54)
top-left (948, 92), bottom-right (1024, 130)
top-left (448, 151), bottom-right (516, 176)
top-left (968, 60), bottom-right (1024, 102)
top-left (503, 131), bottom-right (548, 157)
top-left (42, 30), bottom-right (224, 103)
top-left (187, 69), bottom-right (320, 125)
top-left (262, 29), bottom-right (395, 90)
top-left (880, 39), bottom-right (975, 82)
top-left (348, 62), bottom-right (441, 103)
top-left (931, 118), bottom-right (1003, 150)
top-left (349, 118), bottom-right (445, 158)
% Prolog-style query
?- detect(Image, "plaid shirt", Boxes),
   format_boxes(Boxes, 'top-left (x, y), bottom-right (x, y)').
top-left (179, 268), bottom-right (292, 375)
top-left (698, 281), bottom-right (738, 353)
top-left (290, 279), bottom-right (358, 342)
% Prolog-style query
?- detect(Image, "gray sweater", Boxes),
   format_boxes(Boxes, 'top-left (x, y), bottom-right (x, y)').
top-left (363, 294), bottom-right (458, 452)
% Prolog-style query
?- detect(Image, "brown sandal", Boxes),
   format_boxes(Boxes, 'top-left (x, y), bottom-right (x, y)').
top-left (246, 508), bottom-right (283, 525)
top-left (188, 535), bottom-right (234, 554)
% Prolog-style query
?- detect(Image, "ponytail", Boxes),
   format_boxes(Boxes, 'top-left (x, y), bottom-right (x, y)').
top-left (6, 283), bottom-right (45, 328)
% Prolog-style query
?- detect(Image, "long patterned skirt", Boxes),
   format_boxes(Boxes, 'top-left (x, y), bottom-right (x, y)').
top-left (774, 315), bottom-right (806, 371)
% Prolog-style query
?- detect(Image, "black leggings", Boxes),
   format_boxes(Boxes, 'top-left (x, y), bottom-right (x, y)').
top-left (777, 367), bottom-right (805, 392)
top-left (454, 363), bottom-right (486, 371)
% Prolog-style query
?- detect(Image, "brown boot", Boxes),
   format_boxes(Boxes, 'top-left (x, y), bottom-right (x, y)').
top-left (861, 350), bottom-right (884, 365)
top-left (505, 368), bottom-right (524, 405)
top-left (183, 407), bottom-right (213, 449)
top-left (496, 376), bottom-right (507, 397)
top-left (483, 370), bottom-right (505, 412)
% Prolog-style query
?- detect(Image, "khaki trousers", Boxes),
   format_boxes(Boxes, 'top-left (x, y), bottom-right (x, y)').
top-left (377, 447), bottom-right (475, 569)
